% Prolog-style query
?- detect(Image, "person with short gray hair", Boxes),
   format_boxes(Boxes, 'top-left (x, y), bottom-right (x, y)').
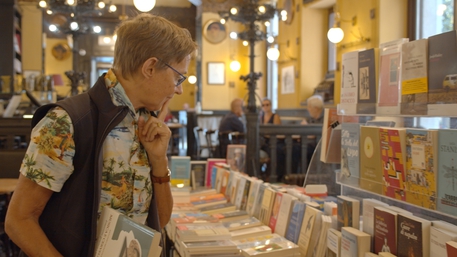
top-left (6, 13), bottom-right (197, 256)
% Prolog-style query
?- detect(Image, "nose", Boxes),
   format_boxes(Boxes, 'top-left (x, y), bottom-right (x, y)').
top-left (175, 84), bottom-right (183, 95)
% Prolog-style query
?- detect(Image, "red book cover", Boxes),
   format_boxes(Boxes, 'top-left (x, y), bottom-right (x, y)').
top-left (205, 158), bottom-right (226, 187)
top-left (379, 127), bottom-right (407, 201)
top-left (446, 241), bottom-right (457, 256)
top-left (373, 207), bottom-right (397, 255)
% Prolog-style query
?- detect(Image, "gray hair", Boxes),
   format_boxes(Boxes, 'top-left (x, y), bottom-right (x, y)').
top-left (307, 95), bottom-right (324, 109)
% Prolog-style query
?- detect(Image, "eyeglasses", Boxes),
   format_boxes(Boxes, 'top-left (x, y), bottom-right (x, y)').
top-left (157, 58), bottom-right (187, 87)
top-left (262, 103), bottom-right (270, 107)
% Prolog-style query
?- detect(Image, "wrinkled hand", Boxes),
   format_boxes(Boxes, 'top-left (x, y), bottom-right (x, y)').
top-left (138, 100), bottom-right (171, 160)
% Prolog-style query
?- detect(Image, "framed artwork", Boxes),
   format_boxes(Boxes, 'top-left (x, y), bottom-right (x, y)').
top-left (203, 20), bottom-right (227, 44)
top-left (226, 144), bottom-right (246, 173)
top-left (51, 42), bottom-right (71, 61)
top-left (207, 62), bottom-right (225, 85)
top-left (281, 65), bottom-right (295, 94)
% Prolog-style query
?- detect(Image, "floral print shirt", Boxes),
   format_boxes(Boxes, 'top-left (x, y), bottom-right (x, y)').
top-left (20, 69), bottom-right (152, 224)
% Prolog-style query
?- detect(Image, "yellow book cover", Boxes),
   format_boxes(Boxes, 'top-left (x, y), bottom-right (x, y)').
top-left (360, 126), bottom-right (383, 194)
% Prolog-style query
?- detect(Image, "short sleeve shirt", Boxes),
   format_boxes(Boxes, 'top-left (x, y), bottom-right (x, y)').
top-left (20, 69), bottom-right (152, 224)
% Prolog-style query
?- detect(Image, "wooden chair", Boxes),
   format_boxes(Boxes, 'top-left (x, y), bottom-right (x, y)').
top-left (193, 127), bottom-right (217, 159)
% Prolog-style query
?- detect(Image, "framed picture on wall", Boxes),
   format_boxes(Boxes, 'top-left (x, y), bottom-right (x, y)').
top-left (203, 20), bottom-right (227, 44)
top-left (207, 62), bottom-right (225, 85)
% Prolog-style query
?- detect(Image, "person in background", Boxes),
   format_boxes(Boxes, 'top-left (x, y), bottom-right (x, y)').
top-left (218, 98), bottom-right (245, 158)
top-left (219, 98), bottom-right (245, 133)
top-left (292, 94), bottom-right (325, 174)
top-left (301, 94), bottom-right (324, 124)
top-left (260, 98), bottom-right (281, 125)
top-left (259, 97), bottom-right (282, 181)
top-left (5, 13), bottom-right (197, 257)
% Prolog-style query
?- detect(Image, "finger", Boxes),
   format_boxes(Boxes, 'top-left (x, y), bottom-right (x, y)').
top-left (157, 99), bottom-right (171, 122)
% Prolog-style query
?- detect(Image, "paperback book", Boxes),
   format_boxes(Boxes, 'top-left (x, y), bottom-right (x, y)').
top-left (340, 50), bottom-right (359, 114)
top-left (170, 156), bottom-right (191, 187)
top-left (337, 195), bottom-right (360, 230)
top-left (340, 227), bottom-right (371, 257)
top-left (379, 127), bottom-right (407, 201)
top-left (427, 30), bottom-right (457, 115)
top-left (400, 38), bottom-right (428, 115)
top-left (396, 213), bottom-right (431, 257)
top-left (405, 128), bottom-right (438, 210)
top-left (95, 206), bottom-right (162, 257)
top-left (377, 38), bottom-right (409, 115)
top-left (357, 48), bottom-right (379, 114)
top-left (437, 129), bottom-right (457, 216)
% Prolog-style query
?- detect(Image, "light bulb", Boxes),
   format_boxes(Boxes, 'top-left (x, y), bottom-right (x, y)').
top-left (267, 48), bottom-right (280, 61)
top-left (258, 6), bottom-right (266, 13)
top-left (230, 7), bottom-right (238, 15)
top-left (188, 75), bottom-right (197, 84)
top-left (230, 32), bottom-right (238, 40)
top-left (70, 21), bottom-right (79, 31)
top-left (93, 25), bottom-right (102, 33)
top-left (220, 18), bottom-right (226, 24)
top-left (98, 1), bottom-right (105, 8)
top-left (242, 41), bottom-right (248, 46)
top-left (109, 4), bottom-right (117, 12)
top-left (133, 0), bottom-right (156, 12)
top-left (38, 0), bottom-right (47, 8)
top-left (230, 60), bottom-right (241, 72)
top-left (49, 24), bottom-right (57, 32)
top-left (327, 27), bottom-right (344, 43)
top-left (264, 21), bottom-right (270, 27)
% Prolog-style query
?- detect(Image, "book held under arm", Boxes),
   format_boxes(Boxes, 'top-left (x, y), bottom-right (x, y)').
top-left (95, 206), bottom-right (162, 257)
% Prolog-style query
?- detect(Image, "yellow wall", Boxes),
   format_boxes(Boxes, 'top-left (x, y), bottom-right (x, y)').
top-left (200, 12), bottom-right (266, 110)
top-left (300, 6), bottom-right (328, 104)
top-left (19, 2), bottom-right (42, 73)
top-left (277, 0), bottom-right (302, 108)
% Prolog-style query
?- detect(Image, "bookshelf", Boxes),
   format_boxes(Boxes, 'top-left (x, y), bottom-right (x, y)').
top-left (335, 103), bottom-right (457, 225)
top-left (0, 0), bottom-right (22, 98)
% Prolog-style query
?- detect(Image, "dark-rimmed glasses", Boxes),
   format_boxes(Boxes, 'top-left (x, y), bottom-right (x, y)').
top-left (157, 58), bottom-right (187, 87)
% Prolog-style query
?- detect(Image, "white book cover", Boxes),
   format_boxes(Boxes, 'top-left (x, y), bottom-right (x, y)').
top-left (95, 206), bottom-right (162, 257)
top-left (430, 225), bottom-right (457, 257)
top-left (314, 215), bottom-right (333, 257)
top-left (274, 193), bottom-right (298, 237)
top-left (230, 225), bottom-right (272, 241)
top-left (234, 175), bottom-right (252, 210)
top-left (341, 227), bottom-right (371, 257)
top-left (259, 187), bottom-right (276, 225)
top-left (340, 50), bottom-right (359, 115)
top-left (245, 179), bottom-right (263, 216)
top-left (327, 228), bottom-right (341, 257)
top-left (362, 198), bottom-right (389, 238)
top-left (297, 205), bottom-right (323, 257)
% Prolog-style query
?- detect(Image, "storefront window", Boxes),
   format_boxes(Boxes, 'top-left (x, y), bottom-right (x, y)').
top-left (416, 0), bottom-right (454, 39)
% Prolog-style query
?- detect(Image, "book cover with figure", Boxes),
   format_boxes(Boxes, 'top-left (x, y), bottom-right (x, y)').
top-left (405, 128), bottom-right (438, 210)
top-left (379, 127), bottom-right (407, 201)
top-left (337, 195), bottom-right (360, 231)
top-left (373, 206), bottom-right (398, 255)
top-left (437, 129), bottom-right (457, 216)
top-left (95, 206), bottom-right (162, 257)
top-left (400, 38), bottom-right (428, 115)
top-left (427, 30), bottom-right (457, 115)
top-left (340, 50), bottom-right (359, 114)
top-left (357, 48), bottom-right (379, 114)
top-left (340, 123), bottom-right (361, 185)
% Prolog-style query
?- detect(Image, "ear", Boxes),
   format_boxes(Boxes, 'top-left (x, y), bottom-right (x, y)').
top-left (141, 57), bottom-right (158, 79)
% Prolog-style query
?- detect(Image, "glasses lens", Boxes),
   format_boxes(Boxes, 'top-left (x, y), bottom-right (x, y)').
top-left (177, 76), bottom-right (187, 86)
